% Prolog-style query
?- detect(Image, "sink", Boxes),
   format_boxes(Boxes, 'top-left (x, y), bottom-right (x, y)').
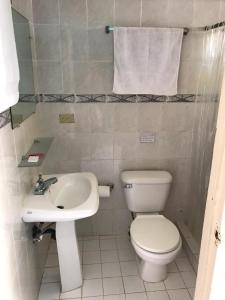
top-left (22, 172), bottom-right (99, 293)
top-left (22, 172), bottom-right (99, 222)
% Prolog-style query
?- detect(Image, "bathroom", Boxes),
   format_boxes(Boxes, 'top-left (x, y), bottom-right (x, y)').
top-left (1, 0), bottom-right (225, 299)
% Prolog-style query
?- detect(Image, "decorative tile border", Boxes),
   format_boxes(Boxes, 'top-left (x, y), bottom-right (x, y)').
top-left (0, 93), bottom-right (211, 130)
top-left (40, 94), bottom-right (197, 103)
top-left (137, 95), bottom-right (167, 102)
top-left (108, 94), bottom-right (137, 103)
top-left (0, 110), bottom-right (11, 129)
top-left (40, 94), bottom-right (75, 103)
top-left (76, 95), bottom-right (106, 103)
top-left (19, 94), bottom-right (39, 103)
top-left (167, 94), bottom-right (196, 102)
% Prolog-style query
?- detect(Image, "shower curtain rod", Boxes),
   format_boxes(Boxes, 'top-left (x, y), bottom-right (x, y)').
top-left (105, 21), bottom-right (225, 36)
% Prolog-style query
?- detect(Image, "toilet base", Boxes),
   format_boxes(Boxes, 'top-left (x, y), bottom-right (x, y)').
top-left (139, 260), bottom-right (167, 282)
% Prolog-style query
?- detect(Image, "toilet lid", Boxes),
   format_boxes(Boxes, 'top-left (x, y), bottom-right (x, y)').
top-left (130, 215), bottom-right (180, 253)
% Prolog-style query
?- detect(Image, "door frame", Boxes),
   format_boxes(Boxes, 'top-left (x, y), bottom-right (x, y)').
top-left (194, 71), bottom-right (225, 299)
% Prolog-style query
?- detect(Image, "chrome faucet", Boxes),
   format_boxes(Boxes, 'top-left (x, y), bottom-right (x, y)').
top-left (33, 174), bottom-right (58, 195)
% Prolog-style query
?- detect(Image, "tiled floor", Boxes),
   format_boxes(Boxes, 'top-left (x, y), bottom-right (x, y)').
top-left (38, 236), bottom-right (196, 300)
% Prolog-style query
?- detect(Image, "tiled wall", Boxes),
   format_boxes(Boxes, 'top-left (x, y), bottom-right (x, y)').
top-left (37, 101), bottom-right (198, 235)
top-left (32, 0), bottom-right (225, 238)
top-left (0, 2), bottom-right (50, 300)
top-left (32, 0), bottom-right (198, 94)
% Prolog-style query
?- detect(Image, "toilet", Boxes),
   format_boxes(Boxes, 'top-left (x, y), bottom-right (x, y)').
top-left (121, 170), bottom-right (182, 282)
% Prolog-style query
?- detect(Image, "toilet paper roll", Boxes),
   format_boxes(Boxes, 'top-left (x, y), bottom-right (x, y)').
top-left (98, 185), bottom-right (110, 198)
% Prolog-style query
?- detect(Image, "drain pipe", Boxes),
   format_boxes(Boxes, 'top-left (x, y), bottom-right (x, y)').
top-left (32, 222), bottom-right (56, 243)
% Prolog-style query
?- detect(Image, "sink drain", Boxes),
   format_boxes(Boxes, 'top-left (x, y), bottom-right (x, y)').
top-left (57, 205), bottom-right (64, 209)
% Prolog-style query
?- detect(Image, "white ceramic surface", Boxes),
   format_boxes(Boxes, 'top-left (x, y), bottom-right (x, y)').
top-left (22, 172), bottom-right (99, 222)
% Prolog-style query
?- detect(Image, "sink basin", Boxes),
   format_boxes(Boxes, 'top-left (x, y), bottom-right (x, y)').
top-left (22, 172), bottom-right (99, 222)
top-left (22, 172), bottom-right (99, 293)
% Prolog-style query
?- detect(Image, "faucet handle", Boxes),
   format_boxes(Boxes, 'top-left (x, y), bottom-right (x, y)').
top-left (37, 174), bottom-right (43, 185)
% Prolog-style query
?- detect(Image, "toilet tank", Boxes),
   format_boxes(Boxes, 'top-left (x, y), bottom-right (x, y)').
top-left (121, 171), bottom-right (172, 213)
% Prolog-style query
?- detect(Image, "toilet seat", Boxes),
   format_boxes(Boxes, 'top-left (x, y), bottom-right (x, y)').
top-left (130, 215), bottom-right (180, 254)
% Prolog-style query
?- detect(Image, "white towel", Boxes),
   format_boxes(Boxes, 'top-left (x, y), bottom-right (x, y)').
top-left (0, 0), bottom-right (19, 113)
top-left (113, 27), bottom-right (183, 95)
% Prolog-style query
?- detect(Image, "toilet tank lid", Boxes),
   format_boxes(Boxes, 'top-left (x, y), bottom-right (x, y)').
top-left (121, 171), bottom-right (172, 184)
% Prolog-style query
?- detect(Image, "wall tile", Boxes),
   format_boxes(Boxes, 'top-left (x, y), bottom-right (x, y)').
top-left (33, 0), bottom-right (59, 24)
top-left (63, 62), bottom-right (113, 94)
top-left (87, 0), bottom-right (114, 28)
top-left (88, 28), bottom-right (113, 61)
top-left (60, 0), bottom-right (87, 27)
top-left (91, 133), bottom-right (114, 159)
top-left (113, 133), bottom-right (137, 160)
top-left (114, 104), bottom-right (138, 133)
top-left (35, 25), bottom-right (61, 60)
top-left (141, 0), bottom-right (169, 27)
top-left (193, 0), bottom-right (221, 27)
top-left (90, 103), bottom-right (115, 133)
top-left (167, 0), bottom-right (193, 27)
top-left (115, 0), bottom-right (141, 27)
top-left (37, 61), bottom-right (63, 93)
top-left (137, 103), bottom-right (163, 132)
top-left (61, 26), bottom-right (88, 61)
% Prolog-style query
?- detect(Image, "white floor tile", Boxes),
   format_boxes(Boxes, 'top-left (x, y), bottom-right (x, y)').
top-left (101, 250), bottom-right (119, 263)
top-left (60, 287), bottom-right (81, 299)
top-left (177, 248), bottom-right (187, 259)
top-left (126, 292), bottom-right (148, 300)
top-left (42, 267), bottom-right (60, 283)
top-left (167, 289), bottom-right (191, 300)
top-left (116, 238), bottom-right (132, 249)
top-left (103, 277), bottom-right (124, 295)
top-left (102, 262), bottom-right (121, 277)
top-left (45, 254), bottom-right (59, 267)
top-left (38, 283), bottom-right (60, 300)
top-left (181, 271), bottom-right (196, 288)
top-left (118, 248), bottom-right (136, 261)
top-left (164, 273), bottom-right (185, 290)
top-left (82, 279), bottom-right (103, 297)
top-left (104, 295), bottom-right (125, 300)
top-left (100, 239), bottom-right (117, 250)
top-left (82, 297), bottom-right (103, 300)
top-left (83, 251), bottom-right (101, 264)
top-left (188, 288), bottom-right (195, 299)
top-left (144, 281), bottom-right (165, 292)
top-left (167, 262), bottom-right (178, 273)
top-left (83, 240), bottom-right (100, 252)
top-left (176, 258), bottom-right (193, 272)
top-left (120, 261), bottom-right (138, 276)
top-left (82, 235), bottom-right (99, 240)
top-left (100, 235), bottom-right (117, 240)
top-left (147, 291), bottom-right (169, 300)
top-left (123, 276), bottom-right (145, 293)
top-left (83, 264), bottom-right (102, 279)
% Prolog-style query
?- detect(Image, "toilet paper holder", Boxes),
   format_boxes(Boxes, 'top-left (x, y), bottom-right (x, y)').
top-left (99, 183), bottom-right (114, 191)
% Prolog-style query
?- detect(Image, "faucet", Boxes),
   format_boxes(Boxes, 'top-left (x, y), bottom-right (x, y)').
top-left (33, 174), bottom-right (58, 195)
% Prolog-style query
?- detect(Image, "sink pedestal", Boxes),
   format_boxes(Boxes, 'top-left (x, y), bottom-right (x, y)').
top-left (56, 221), bottom-right (82, 292)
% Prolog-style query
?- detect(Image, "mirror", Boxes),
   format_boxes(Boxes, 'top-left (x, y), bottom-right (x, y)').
top-left (10, 8), bottom-right (36, 129)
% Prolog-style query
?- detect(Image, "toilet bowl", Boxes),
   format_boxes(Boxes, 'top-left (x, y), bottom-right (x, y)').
top-left (121, 170), bottom-right (182, 282)
top-left (130, 214), bottom-right (182, 282)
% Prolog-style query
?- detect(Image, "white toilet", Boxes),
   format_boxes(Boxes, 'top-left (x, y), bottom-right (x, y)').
top-left (121, 170), bottom-right (182, 282)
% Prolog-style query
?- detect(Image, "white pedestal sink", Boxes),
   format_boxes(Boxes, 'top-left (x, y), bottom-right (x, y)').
top-left (22, 172), bottom-right (99, 292)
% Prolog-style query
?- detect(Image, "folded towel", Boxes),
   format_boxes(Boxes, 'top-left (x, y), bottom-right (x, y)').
top-left (113, 27), bottom-right (183, 95)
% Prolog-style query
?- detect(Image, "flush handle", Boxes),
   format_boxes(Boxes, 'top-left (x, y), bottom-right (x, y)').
top-left (124, 184), bottom-right (133, 189)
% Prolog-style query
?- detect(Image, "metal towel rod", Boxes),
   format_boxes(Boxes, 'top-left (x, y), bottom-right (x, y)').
top-left (105, 21), bottom-right (225, 36)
